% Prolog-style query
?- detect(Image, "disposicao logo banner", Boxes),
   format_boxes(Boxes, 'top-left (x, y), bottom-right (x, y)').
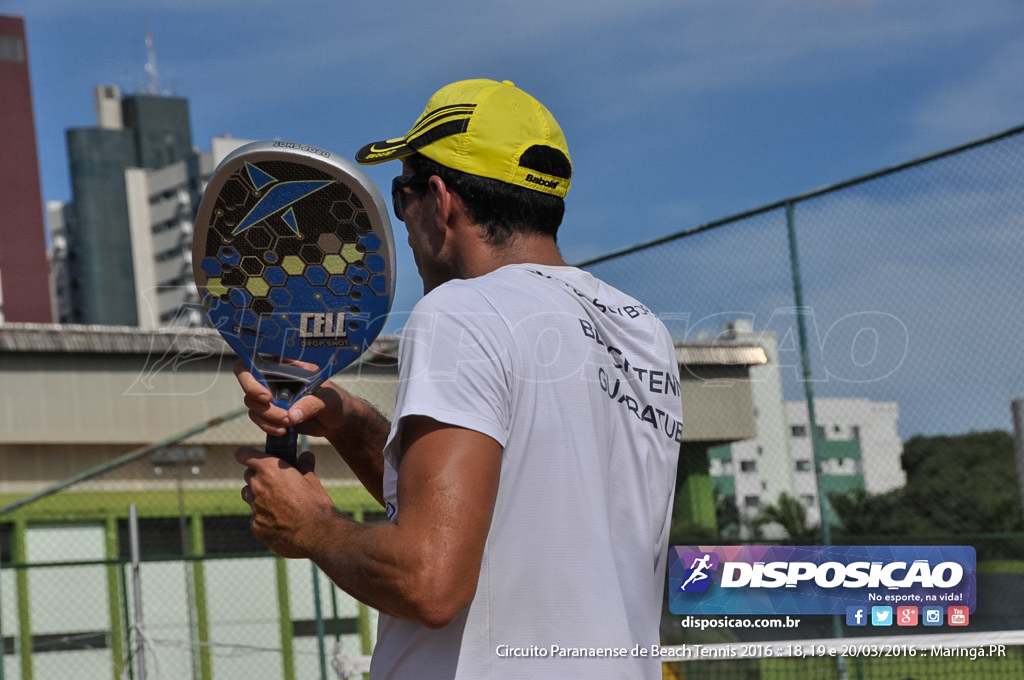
top-left (668, 546), bottom-right (976, 616)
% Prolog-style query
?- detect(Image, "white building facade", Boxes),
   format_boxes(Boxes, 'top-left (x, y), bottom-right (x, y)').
top-left (711, 320), bottom-right (905, 539)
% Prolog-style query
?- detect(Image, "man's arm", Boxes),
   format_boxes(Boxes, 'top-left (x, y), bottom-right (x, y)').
top-left (234, 360), bottom-right (389, 504)
top-left (238, 415), bottom-right (501, 628)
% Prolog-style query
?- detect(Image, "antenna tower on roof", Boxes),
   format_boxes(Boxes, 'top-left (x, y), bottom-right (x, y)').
top-left (144, 24), bottom-right (159, 94)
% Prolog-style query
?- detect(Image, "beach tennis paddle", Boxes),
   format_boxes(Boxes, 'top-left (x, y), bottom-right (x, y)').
top-left (192, 140), bottom-right (395, 465)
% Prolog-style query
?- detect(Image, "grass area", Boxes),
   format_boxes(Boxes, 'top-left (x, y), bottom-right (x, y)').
top-left (978, 560), bottom-right (1024, 574)
top-left (0, 483), bottom-right (378, 522)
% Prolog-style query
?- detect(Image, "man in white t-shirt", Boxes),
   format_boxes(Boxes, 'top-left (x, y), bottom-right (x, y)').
top-left (236, 79), bottom-right (682, 679)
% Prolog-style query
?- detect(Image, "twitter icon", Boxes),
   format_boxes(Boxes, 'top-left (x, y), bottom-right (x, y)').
top-left (871, 606), bottom-right (893, 626)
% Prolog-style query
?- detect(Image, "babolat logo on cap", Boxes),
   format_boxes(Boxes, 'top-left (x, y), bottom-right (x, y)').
top-left (668, 545), bottom-right (976, 616)
top-left (525, 173), bottom-right (560, 189)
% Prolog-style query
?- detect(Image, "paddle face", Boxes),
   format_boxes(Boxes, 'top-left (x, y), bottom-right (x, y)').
top-left (192, 141), bottom-right (395, 414)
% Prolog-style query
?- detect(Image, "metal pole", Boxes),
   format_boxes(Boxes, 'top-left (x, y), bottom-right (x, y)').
top-left (1012, 399), bottom-right (1024, 517)
top-left (786, 202), bottom-right (848, 680)
top-left (105, 515), bottom-right (126, 679)
top-left (189, 515), bottom-right (212, 680)
top-left (311, 564), bottom-right (328, 680)
top-left (129, 505), bottom-right (147, 680)
top-left (275, 559), bottom-right (296, 680)
top-left (176, 470), bottom-right (199, 680)
top-left (785, 202), bottom-right (832, 545)
top-left (302, 433), bottom-right (329, 680)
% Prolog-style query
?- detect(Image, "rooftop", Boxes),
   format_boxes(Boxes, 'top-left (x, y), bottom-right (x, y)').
top-left (0, 323), bottom-right (766, 367)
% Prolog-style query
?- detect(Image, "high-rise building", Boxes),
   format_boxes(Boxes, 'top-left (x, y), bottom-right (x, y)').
top-left (0, 14), bottom-right (54, 323)
top-left (709, 319), bottom-right (905, 539)
top-left (65, 85), bottom-right (194, 326)
top-left (46, 200), bottom-right (73, 323)
top-left (59, 85), bottom-right (250, 327)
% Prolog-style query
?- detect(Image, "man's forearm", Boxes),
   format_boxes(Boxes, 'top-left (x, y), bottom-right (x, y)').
top-left (326, 394), bottom-right (390, 505)
top-left (306, 419), bottom-right (500, 629)
top-left (305, 514), bottom-right (473, 629)
top-left (245, 417), bottom-right (500, 630)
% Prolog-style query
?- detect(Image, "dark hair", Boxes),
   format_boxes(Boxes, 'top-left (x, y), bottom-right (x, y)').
top-left (406, 145), bottom-right (571, 248)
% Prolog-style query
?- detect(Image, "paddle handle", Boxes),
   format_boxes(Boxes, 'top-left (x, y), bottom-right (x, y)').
top-left (265, 427), bottom-right (298, 467)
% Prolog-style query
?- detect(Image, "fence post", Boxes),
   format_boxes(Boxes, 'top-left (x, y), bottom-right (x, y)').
top-left (311, 564), bottom-right (328, 680)
top-left (784, 201), bottom-right (831, 545)
top-left (300, 433), bottom-right (330, 680)
top-left (1012, 399), bottom-right (1024, 517)
top-left (189, 514), bottom-right (211, 680)
top-left (12, 519), bottom-right (31, 680)
top-left (128, 505), bottom-right (146, 680)
top-left (785, 201), bottom-right (850, 680)
top-left (275, 558), bottom-right (295, 680)
top-left (105, 515), bottom-right (126, 680)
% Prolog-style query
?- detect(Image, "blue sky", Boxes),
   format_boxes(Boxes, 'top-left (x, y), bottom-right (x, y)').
top-left (5, 0), bottom-right (1024, 437)
top-left (8, 1), bottom-right (1022, 255)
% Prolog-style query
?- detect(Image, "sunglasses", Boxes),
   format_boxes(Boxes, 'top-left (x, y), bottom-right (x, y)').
top-left (391, 174), bottom-right (430, 222)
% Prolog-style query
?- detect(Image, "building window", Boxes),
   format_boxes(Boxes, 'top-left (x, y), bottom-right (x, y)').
top-left (791, 425), bottom-right (807, 437)
top-left (740, 460), bottom-right (757, 473)
top-left (795, 460), bottom-right (812, 472)
top-left (743, 496), bottom-right (761, 509)
top-left (800, 494), bottom-right (816, 507)
top-left (0, 35), bottom-right (25, 63)
top-left (155, 246), bottom-right (183, 262)
top-left (160, 309), bottom-right (181, 323)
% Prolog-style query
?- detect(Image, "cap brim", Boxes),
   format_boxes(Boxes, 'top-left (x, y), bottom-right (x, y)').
top-left (355, 138), bottom-right (412, 165)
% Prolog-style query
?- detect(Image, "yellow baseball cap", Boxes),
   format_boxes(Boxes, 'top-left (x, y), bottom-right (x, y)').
top-left (355, 79), bottom-right (572, 198)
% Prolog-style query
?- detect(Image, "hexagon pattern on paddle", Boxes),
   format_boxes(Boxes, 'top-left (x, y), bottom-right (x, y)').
top-left (192, 141), bottom-right (395, 463)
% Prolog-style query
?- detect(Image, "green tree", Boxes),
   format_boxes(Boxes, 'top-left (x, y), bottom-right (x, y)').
top-left (829, 488), bottom-right (904, 535)
top-left (831, 430), bottom-right (1024, 537)
top-left (753, 492), bottom-right (818, 541)
top-left (900, 430), bottom-right (1023, 533)
top-left (715, 491), bottom-right (741, 541)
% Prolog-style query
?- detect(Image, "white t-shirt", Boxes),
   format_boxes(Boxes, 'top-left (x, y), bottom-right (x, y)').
top-left (372, 264), bottom-right (682, 680)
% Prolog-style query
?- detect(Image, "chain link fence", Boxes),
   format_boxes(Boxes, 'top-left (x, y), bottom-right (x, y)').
top-left (579, 124), bottom-right (1024, 678)
top-left (0, 359), bottom-right (396, 680)
top-left (2, 124), bottom-right (1024, 679)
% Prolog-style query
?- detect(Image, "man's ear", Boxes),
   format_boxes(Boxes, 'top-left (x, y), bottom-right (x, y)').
top-left (428, 174), bottom-right (475, 235)
top-left (428, 175), bottom-right (463, 232)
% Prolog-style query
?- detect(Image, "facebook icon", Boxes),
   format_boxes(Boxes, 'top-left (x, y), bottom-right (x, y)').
top-left (846, 606), bottom-right (867, 627)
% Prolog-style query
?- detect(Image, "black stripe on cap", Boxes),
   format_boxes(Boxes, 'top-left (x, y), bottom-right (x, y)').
top-left (407, 118), bottom-right (471, 152)
top-left (408, 103), bottom-right (476, 137)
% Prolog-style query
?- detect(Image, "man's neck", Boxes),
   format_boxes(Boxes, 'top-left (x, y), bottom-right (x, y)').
top-left (461, 233), bottom-right (566, 279)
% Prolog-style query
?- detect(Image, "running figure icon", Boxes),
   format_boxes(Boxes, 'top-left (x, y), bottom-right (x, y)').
top-left (681, 554), bottom-right (713, 591)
